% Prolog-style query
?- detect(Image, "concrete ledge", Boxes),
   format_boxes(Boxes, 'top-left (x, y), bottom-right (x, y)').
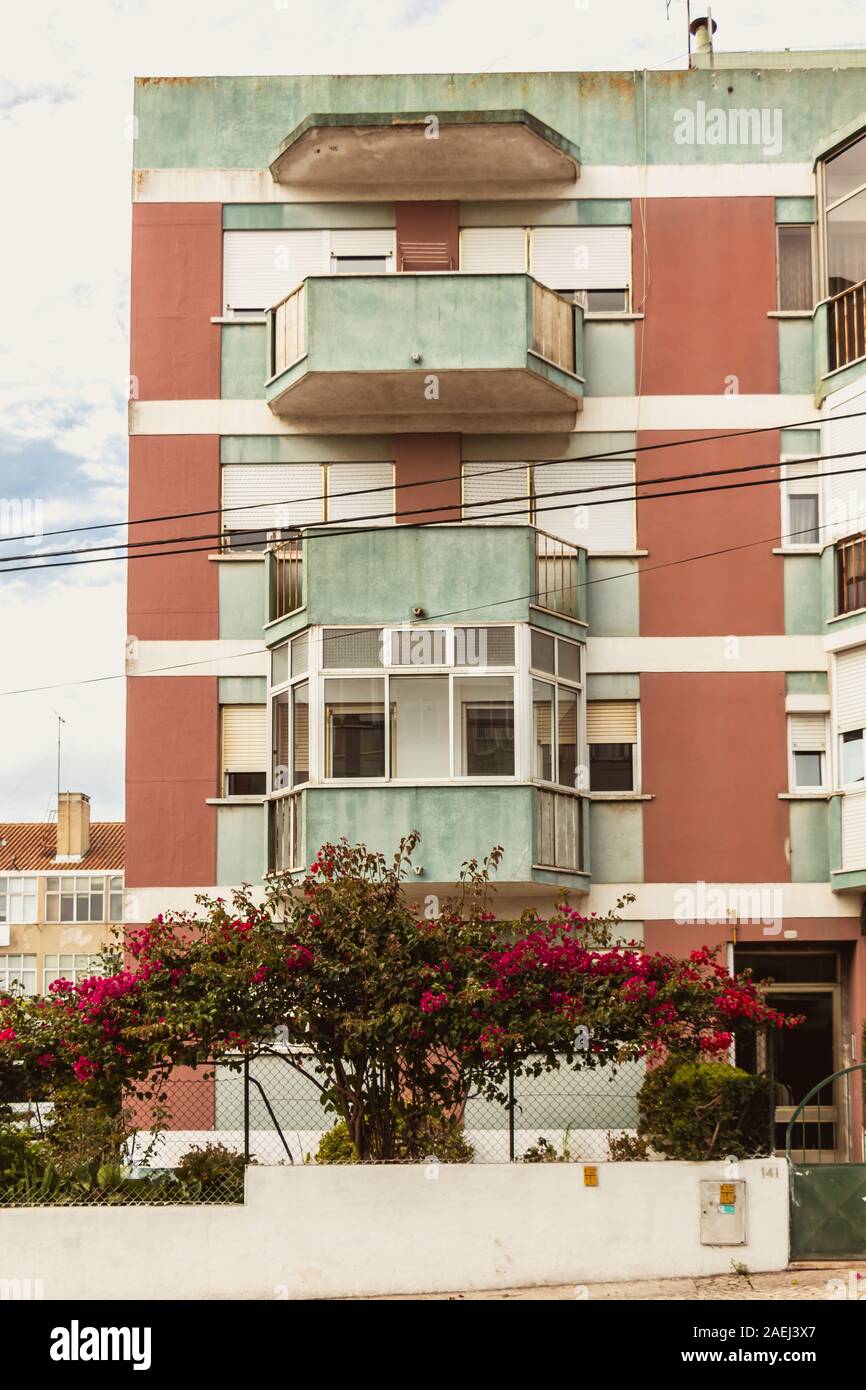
top-left (0, 1160), bottom-right (788, 1300)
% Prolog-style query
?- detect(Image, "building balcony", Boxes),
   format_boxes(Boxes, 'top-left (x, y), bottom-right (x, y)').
top-left (268, 110), bottom-right (580, 201)
top-left (265, 273), bottom-right (584, 433)
top-left (835, 532), bottom-right (866, 616)
top-left (826, 277), bottom-right (866, 373)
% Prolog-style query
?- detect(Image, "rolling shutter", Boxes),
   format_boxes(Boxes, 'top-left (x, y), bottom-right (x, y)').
top-left (824, 383), bottom-right (866, 539)
top-left (835, 644), bottom-right (866, 732)
top-left (530, 227), bottom-right (631, 292)
top-left (329, 229), bottom-right (396, 258)
top-left (533, 460), bottom-right (635, 551)
top-left (222, 465), bottom-right (323, 532)
top-left (462, 462), bottom-right (530, 524)
top-left (842, 793), bottom-right (866, 870)
top-left (784, 459), bottom-right (819, 495)
top-left (327, 463), bottom-right (395, 525)
top-left (789, 712), bottom-right (826, 751)
top-left (586, 701), bottom-right (637, 744)
top-left (460, 227), bottom-right (527, 273)
top-left (222, 706), bottom-right (267, 774)
top-left (222, 231), bottom-right (326, 313)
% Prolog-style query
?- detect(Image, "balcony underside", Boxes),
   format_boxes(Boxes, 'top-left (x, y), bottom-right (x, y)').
top-left (268, 110), bottom-right (581, 200)
top-left (266, 364), bottom-right (583, 433)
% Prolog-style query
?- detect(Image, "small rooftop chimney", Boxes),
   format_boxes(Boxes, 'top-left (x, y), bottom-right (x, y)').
top-left (56, 792), bottom-right (91, 861)
top-left (689, 14), bottom-right (718, 59)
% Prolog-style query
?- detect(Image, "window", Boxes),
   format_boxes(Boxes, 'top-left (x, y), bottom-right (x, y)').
top-left (836, 534), bottom-right (866, 615)
top-left (783, 459), bottom-right (820, 547)
top-left (109, 876), bottom-right (123, 922)
top-left (841, 729), bottom-right (865, 786)
top-left (789, 713), bottom-right (827, 790)
top-left (0, 953), bottom-right (37, 997)
top-left (332, 256), bottom-right (388, 274)
top-left (777, 226), bottom-right (814, 311)
top-left (43, 954), bottom-right (104, 992)
top-left (222, 229), bottom-right (395, 315)
top-left (823, 132), bottom-right (866, 296)
top-left (0, 876), bottom-right (37, 925)
top-left (454, 676), bottom-right (515, 777)
top-left (462, 459), bottom-right (636, 551)
top-left (587, 700), bottom-right (638, 792)
top-left (530, 226), bottom-right (631, 307)
top-left (221, 706), bottom-right (268, 797)
top-left (221, 464), bottom-right (322, 548)
top-left (325, 678), bottom-right (387, 778)
top-left (322, 628), bottom-right (383, 669)
top-left (582, 289), bottom-right (629, 313)
top-left (391, 676), bottom-right (449, 777)
top-left (530, 630), bottom-right (581, 791)
top-left (45, 877), bottom-right (105, 924)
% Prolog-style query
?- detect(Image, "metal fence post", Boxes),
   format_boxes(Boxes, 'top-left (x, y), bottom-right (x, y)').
top-left (508, 1060), bottom-right (515, 1162)
top-left (243, 1053), bottom-right (251, 1165)
top-left (767, 1028), bottom-right (776, 1156)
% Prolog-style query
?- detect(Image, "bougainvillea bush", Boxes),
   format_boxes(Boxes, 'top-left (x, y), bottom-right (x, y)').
top-left (0, 835), bottom-right (800, 1162)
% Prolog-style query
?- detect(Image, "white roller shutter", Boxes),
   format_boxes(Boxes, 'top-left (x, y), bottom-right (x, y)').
top-left (460, 227), bottom-right (527, 274)
top-left (223, 231), bottom-right (326, 313)
top-left (222, 464), bottom-right (323, 531)
top-left (586, 701), bottom-right (637, 744)
top-left (530, 226), bottom-right (631, 292)
top-left (329, 229), bottom-right (396, 259)
top-left (835, 644), bottom-right (866, 732)
top-left (327, 463), bottom-right (395, 525)
top-left (221, 706), bottom-right (267, 774)
top-left (784, 459), bottom-right (820, 495)
top-left (789, 712), bottom-right (827, 751)
top-left (462, 462), bottom-right (530, 524)
top-left (824, 382), bottom-right (866, 539)
top-left (842, 793), bottom-right (866, 870)
top-left (533, 460), bottom-right (635, 551)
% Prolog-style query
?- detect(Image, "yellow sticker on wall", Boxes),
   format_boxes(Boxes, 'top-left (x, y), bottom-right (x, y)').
top-left (583, 1165), bottom-right (598, 1187)
top-left (719, 1183), bottom-right (736, 1205)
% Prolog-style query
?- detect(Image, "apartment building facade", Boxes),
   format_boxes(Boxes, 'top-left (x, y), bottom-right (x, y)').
top-left (0, 794), bottom-right (124, 997)
top-left (127, 43), bottom-right (866, 1156)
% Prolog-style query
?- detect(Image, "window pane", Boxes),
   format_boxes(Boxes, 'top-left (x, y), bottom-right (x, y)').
top-left (841, 729), bottom-right (865, 784)
top-left (226, 771), bottom-right (267, 795)
top-left (271, 643), bottom-right (289, 688)
top-left (590, 743), bottom-right (634, 791)
top-left (273, 691), bottom-right (290, 790)
top-left (530, 629), bottom-right (555, 674)
top-left (557, 638), bottom-right (581, 684)
top-left (825, 135), bottom-right (866, 206)
top-left (322, 628), bottom-right (383, 669)
top-left (454, 626), bottom-right (515, 668)
top-left (827, 190), bottom-right (866, 295)
top-left (390, 629), bottom-right (447, 666)
top-left (585, 289), bottom-right (628, 312)
top-left (794, 751), bottom-right (823, 788)
top-left (454, 676), bottom-right (514, 777)
top-left (778, 226), bottom-right (813, 311)
top-left (333, 256), bottom-right (387, 274)
top-left (532, 679), bottom-right (554, 781)
top-left (291, 632), bottom-right (309, 678)
top-left (557, 686), bottom-right (578, 788)
top-left (325, 677), bottom-right (386, 778)
top-left (391, 676), bottom-right (449, 778)
top-left (292, 682), bottom-right (310, 786)
top-left (789, 494), bottom-right (819, 546)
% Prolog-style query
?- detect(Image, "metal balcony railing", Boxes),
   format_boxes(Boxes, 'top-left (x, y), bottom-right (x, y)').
top-left (836, 532), bottom-right (866, 615)
top-left (827, 277), bottom-right (866, 372)
top-left (534, 528), bottom-right (581, 620)
top-left (271, 537), bottom-right (304, 620)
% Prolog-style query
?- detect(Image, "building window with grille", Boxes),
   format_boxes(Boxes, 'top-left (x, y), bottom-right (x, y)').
top-left (0, 876), bottom-right (38, 925)
top-left (587, 700), bottom-right (639, 792)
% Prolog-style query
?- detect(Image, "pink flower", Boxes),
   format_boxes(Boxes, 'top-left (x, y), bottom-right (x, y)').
top-left (72, 1055), bottom-right (98, 1083)
top-left (420, 990), bottom-right (447, 1014)
top-left (0, 1027), bottom-right (17, 1042)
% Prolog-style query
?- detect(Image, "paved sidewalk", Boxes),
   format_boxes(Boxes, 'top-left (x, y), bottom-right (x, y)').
top-left (381, 1265), bottom-right (865, 1300)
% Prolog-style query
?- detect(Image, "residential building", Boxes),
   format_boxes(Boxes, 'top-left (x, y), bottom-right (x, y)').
top-left (0, 794), bottom-right (124, 996)
top-left (127, 30), bottom-right (866, 1157)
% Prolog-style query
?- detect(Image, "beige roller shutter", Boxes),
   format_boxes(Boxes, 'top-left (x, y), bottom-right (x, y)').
top-left (222, 464), bottom-right (323, 531)
top-left (533, 460), bottom-right (635, 551)
top-left (462, 462), bottom-right (530, 524)
top-left (530, 226), bottom-right (631, 292)
top-left (329, 229), bottom-right (396, 259)
top-left (835, 645), bottom-right (866, 732)
top-left (327, 463), bottom-right (395, 525)
top-left (586, 700), bottom-right (637, 744)
top-left (461, 227), bottom-right (527, 273)
top-left (789, 712), bottom-right (827, 751)
top-left (222, 706), bottom-right (267, 773)
top-left (222, 230), bottom-right (326, 313)
top-left (784, 459), bottom-right (820, 496)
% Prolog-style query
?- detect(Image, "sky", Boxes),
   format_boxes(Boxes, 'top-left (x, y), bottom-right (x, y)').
top-left (1, 0), bottom-right (865, 822)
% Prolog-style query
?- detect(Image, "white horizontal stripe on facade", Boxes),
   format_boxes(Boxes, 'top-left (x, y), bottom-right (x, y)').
top-left (132, 164), bottom-right (815, 203)
top-left (126, 641), bottom-right (268, 678)
top-left (130, 395), bottom-right (820, 436)
top-left (586, 636), bottom-right (827, 673)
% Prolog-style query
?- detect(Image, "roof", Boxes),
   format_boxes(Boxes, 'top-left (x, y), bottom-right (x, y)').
top-left (0, 823), bottom-right (125, 874)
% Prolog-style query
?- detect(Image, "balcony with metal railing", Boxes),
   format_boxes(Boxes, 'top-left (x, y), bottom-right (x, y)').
top-left (264, 273), bottom-right (584, 433)
top-left (827, 277), bottom-right (866, 373)
top-left (836, 531), bottom-right (866, 615)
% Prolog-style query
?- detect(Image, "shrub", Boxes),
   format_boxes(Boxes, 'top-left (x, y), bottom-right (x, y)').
top-left (316, 1122), bottom-right (358, 1165)
top-left (316, 1115), bottom-right (475, 1164)
top-left (176, 1142), bottom-right (245, 1186)
top-left (606, 1131), bottom-right (649, 1161)
top-left (637, 1057), bottom-right (772, 1160)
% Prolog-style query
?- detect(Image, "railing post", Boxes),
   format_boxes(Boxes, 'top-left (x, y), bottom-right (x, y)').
top-left (508, 1060), bottom-right (516, 1162)
top-left (243, 1053), bottom-right (251, 1165)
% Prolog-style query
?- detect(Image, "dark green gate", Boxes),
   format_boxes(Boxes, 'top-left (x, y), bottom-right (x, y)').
top-left (787, 1064), bottom-right (866, 1260)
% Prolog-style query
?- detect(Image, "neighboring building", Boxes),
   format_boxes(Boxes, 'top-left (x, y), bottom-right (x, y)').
top-left (127, 28), bottom-right (866, 1157)
top-left (0, 794), bottom-right (124, 996)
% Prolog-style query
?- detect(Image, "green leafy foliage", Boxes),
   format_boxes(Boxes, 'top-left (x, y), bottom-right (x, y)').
top-left (637, 1057), bottom-right (773, 1160)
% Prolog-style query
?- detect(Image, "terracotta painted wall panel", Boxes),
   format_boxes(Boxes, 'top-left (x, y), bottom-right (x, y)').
top-left (395, 433), bottom-right (461, 524)
top-left (637, 430), bottom-right (783, 635)
top-left (633, 198), bottom-right (778, 394)
top-left (128, 435), bottom-right (220, 641)
top-left (125, 677), bottom-right (217, 888)
top-left (130, 203), bottom-right (222, 400)
top-left (396, 202), bottom-right (460, 270)
top-left (641, 672), bottom-right (789, 883)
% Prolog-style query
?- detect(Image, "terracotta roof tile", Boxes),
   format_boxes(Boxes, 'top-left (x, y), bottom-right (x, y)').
top-left (0, 823), bottom-right (124, 873)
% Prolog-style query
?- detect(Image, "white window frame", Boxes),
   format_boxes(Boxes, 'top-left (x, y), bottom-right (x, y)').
top-left (44, 875), bottom-right (108, 925)
top-left (43, 953), bottom-right (105, 993)
top-left (787, 713), bottom-right (828, 792)
top-left (780, 453), bottom-right (822, 552)
top-left (0, 875), bottom-right (38, 925)
top-left (839, 727), bottom-right (866, 791)
top-left (0, 952), bottom-right (37, 997)
top-left (526, 628), bottom-right (585, 795)
top-left (585, 698), bottom-right (641, 795)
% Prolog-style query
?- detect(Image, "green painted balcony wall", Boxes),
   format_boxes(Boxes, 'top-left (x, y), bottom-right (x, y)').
top-left (216, 803), bottom-right (267, 885)
top-left (783, 553), bottom-right (822, 635)
top-left (219, 558), bottom-right (267, 638)
top-left (221, 323), bottom-right (267, 398)
top-left (589, 801), bottom-right (644, 882)
top-left (778, 319), bottom-right (815, 394)
top-left (583, 322), bottom-right (635, 396)
top-left (788, 799), bottom-right (831, 882)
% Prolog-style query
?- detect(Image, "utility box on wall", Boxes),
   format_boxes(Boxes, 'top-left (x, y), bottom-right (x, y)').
top-left (699, 1179), bottom-right (746, 1245)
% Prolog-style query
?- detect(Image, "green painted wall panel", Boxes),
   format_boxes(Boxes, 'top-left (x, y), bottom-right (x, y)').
top-left (586, 556), bottom-right (639, 636)
top-left (223, 203), bottom-right (395, 229)
top-left (221, 435), bottom-right (394, 463)
top-left (463, 431), bottom-right (635, 463)
top-left (459, 199), bottom-right (631, 226)
top-left (786, 671), bottom-right (828, 694)
top-left (778, 319), bottom-right (815, 395)
top-left (780, 428), bottom-right (820, 455)
top-left (784, 553), bottom-right (822, 635)
top-left (219, 677), bottom-right (267, 703)
top-left (775, 197), bottom-right (816, 224)
top-left (219, 560), bottom-right (267, 638)
top-left (583, 322), bottom-right (635, 396)
top-left (789, 799), bottom-right (830, 882)
top-left (587, 673), bottom-right (639, 699)
top-left (588, 801), bottom-right (643, 883)
top-left (217, 804), bottom-right (267, 886)
top-left (221, 324), bottom-right (267, 399)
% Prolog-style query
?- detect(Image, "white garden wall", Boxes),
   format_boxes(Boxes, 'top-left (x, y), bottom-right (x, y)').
top-left (0, 1159), bottom-right (789, 1300)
